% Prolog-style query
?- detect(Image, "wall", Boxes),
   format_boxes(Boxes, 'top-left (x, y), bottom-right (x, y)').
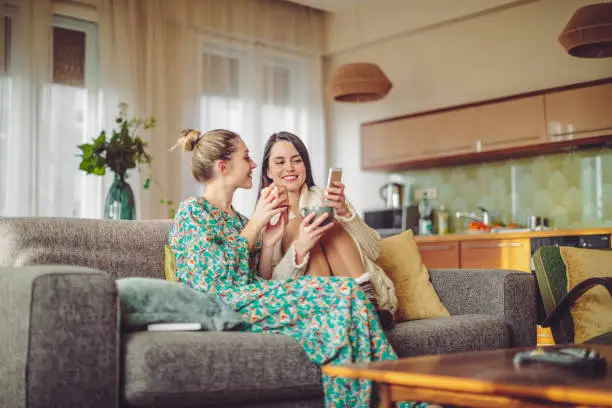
top-left (407, 147), bottom-right (612, 232)
top-left (323, 0), bottom-right (612, 226)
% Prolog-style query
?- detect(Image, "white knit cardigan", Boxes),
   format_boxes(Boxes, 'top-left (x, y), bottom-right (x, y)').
top-left (269, 185), bottom-right (398, 314)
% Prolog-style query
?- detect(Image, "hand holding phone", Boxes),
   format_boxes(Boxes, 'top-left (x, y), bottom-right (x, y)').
top-left (324, 168), bottom-right (350, 217)
top-left (326, 167), bottom-right (342, 190)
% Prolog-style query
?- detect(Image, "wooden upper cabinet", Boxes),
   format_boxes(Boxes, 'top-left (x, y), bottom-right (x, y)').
top-left (360, 80), bottom-right (612, 171)
top-left (417, 241), bottom-right (460, 269)
top-left (414, 108), bottom-right (477, 160)
top-left (474, 95), bottom-right (547, 152)
top-left (362, 120), bottom-right (414, 169)
top-left (459, 238), bottom-right (531, 272)
top-left (545, 82), bottom-right (612, 141)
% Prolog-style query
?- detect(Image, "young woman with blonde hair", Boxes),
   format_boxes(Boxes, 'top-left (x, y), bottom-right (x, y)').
top-left (167, 128), bottom-right (430, 408)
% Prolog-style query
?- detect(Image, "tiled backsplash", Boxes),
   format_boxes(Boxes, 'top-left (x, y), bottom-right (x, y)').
top-left (398, 147), bottom-right (612, 232)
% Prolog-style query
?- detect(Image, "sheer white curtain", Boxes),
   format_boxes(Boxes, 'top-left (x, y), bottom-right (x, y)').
top-left (99, 0), bottom-right (325, 219)
top-left (185, 0), bottom-right (326, 216)
top-left (0, 0), bottom-right (102, 218)
top-left (1, 0), bottom-right (52, 216)
top-left (98, 0), bottom-right (197, 219)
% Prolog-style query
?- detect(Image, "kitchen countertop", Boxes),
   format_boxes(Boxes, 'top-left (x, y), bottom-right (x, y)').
top-left (413, 227), bottom-right (612, 243)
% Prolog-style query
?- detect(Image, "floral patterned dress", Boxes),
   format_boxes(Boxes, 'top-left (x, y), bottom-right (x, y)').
top-left (168, 197), bottom-right (430, 408)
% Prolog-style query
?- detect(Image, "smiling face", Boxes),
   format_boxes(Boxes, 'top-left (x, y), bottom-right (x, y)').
top-left (266, 141), bottom-right (307, 193)
top-left (225, 138), bottom-right (257, 190)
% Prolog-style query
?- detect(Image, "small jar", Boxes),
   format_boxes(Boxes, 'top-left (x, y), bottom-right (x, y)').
top-left (437, 205), bottom-right (449, 235)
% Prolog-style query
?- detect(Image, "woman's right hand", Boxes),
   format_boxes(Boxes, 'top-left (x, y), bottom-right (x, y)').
top-left (293, 213), bottom-right (335, 259)
top-left (252, 183), bottom-right (288, 231)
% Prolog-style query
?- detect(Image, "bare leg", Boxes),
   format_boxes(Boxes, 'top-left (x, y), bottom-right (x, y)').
top-left (318, 222), bottom-right (365, 278)
top-left (282, 217), bottom-right (331, 277)
top-left (319, 222), bottom-right (396, 329)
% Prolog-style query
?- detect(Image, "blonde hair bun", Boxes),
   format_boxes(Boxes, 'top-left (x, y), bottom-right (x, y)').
top-left (171, 128), bottom-right (203, 152)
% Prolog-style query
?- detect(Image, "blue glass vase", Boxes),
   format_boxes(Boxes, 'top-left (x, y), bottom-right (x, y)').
top-left (104, 174), bottom-right (136, 220)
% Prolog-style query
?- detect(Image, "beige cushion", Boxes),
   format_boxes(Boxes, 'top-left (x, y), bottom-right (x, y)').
top-left (560, 247), bottom-right (612, 343)
top-left (376, 230), bottom-right (450, 322)
top-left (164, 244), bottom-right (177, 282)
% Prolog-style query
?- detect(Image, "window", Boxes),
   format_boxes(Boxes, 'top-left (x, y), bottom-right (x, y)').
top-left (192, 38), bottom-right (313, 215)
top-left (260, 54), bottom-right (307, 143)
top-left (0, 10), bottom-right (100, 218)
top-left (37, 15), bottom-right (100, 218)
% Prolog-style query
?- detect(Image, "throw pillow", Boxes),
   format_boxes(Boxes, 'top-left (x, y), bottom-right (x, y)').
top-left (376, 230), bottom-right (450, 321)
top-left (164, 244), bottom-right (177, 282)
top-left (559, 247), bottom-right (612, 343)
top-left (116, 277), bottom-right (245, 332)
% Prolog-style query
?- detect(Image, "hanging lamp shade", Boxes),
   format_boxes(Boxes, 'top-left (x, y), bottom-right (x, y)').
top-left (327, 62), bottom-right (392, 102)
top-left (559, 2), bottom-right (612, 58)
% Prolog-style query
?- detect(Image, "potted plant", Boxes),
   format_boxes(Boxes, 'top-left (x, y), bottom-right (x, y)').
top-left (77, 103), bottom-right (155, 220)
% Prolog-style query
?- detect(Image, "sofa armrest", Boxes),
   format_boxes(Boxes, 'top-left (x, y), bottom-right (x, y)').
top-left (0, 265), bottom-right (119, 408)
top-left (429, 268), bottom-right (537, 347)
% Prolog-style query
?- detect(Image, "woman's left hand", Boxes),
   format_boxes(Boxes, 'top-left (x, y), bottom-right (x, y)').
top-left (325, 182), bottom-right (351, 218)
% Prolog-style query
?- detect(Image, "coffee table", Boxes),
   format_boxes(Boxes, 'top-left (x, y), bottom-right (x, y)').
top-left (322, 345), bottom-right (612, 407)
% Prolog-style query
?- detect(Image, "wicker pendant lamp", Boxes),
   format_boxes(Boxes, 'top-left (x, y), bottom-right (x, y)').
top-left (328, 62), bottom-right (392, 102)
top-left (559, 2), bottom-right (612, 58)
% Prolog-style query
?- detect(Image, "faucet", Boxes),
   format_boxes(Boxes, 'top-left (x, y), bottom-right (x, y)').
top-left (455, 206), bottom-right (491, 226)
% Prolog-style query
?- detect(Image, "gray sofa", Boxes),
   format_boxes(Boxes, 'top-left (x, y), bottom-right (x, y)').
top-left (0, 217), bottom-right (537, 408)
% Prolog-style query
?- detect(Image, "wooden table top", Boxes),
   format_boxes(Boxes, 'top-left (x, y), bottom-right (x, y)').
top-left (323, 346), bottom-right (612, 407)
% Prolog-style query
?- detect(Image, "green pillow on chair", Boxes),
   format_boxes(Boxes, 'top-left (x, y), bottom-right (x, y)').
top-left (116, 277), bottom-right (245, 332)
top-left (532, 246), bottom-right (612, 344)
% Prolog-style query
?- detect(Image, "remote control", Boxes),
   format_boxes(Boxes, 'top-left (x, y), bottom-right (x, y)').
top-left (513, 347), bottom-right (607, 376)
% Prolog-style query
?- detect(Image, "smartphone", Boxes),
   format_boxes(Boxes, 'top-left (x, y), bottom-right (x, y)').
top-left (327, 167), bottom-right (342, 190)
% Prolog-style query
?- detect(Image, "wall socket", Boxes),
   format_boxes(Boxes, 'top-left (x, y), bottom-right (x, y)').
top-left (415, 188), bottom-right (438, 200)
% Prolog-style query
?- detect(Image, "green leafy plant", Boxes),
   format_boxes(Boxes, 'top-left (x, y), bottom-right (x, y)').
top-left (77, 102), bottom-right (155, 181)
top-left (78, 103), bottom-right (177, 219)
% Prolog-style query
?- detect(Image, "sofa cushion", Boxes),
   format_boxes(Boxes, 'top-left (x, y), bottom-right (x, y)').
top-left (386, 314), bottom-right (510, 358)
top-left (375, 230), bottom-right (450, 322)
top-left (122, 331), bottom-right (322, 408)
top-left (0, 217), bottom-right (172, 280)
top-left (116, 277), bottom-right (245, 332)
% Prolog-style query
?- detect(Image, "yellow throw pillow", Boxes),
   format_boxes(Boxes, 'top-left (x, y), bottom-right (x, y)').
top-left (559, 247), bottom-right (612, 343)
top-left (164, 244), bottom-right (177, 282)
top-left (376, 230), bottom-right (450, 322)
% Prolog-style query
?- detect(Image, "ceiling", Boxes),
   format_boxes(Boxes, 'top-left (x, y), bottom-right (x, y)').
top-left (285, 0), bottom-right (371, 13)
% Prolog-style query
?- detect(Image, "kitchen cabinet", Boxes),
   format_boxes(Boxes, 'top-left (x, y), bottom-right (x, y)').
top-left (362, 107), bottom-right (477, 169)
top-left (362, 120), bottom-right (415, 168)
top-left (545, 82), bottom-right (612, 142)
top-left (459, 239), bottom-right (531, 272)
top-left (417, 241), bottom-right (460, 269)
top-left (474, 95), bottom-right (547, 151)
top-left (414, 108), bottom-right (477, 161)
top-left (360, 79), bottom-right (612, 171)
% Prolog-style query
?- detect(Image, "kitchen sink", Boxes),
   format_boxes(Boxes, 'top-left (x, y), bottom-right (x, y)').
top-left (464, 227), bottom-right (533, 234)
top-left (489, 227), bottom-right (533, 233)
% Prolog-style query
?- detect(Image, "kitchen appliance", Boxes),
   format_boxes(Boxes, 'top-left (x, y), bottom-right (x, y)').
top-left (526, 215), bottom-right (549, 230)
top-left (379, 182), bottom-right (404, 208)
top-left (363, 205), bottom-right (419, 237)
top-left (529, 233), bottom-right (611, 259)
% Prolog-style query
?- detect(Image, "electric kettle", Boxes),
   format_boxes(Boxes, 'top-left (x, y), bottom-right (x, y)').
top-left (379, 183), bottom-right (404, 208)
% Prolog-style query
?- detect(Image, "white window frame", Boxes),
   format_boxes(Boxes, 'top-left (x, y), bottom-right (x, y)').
top-left (46, 14), bottom-right (102, 218)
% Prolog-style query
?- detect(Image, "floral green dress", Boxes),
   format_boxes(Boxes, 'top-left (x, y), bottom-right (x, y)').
top-left (168, 197), bottom-right (430, 408)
